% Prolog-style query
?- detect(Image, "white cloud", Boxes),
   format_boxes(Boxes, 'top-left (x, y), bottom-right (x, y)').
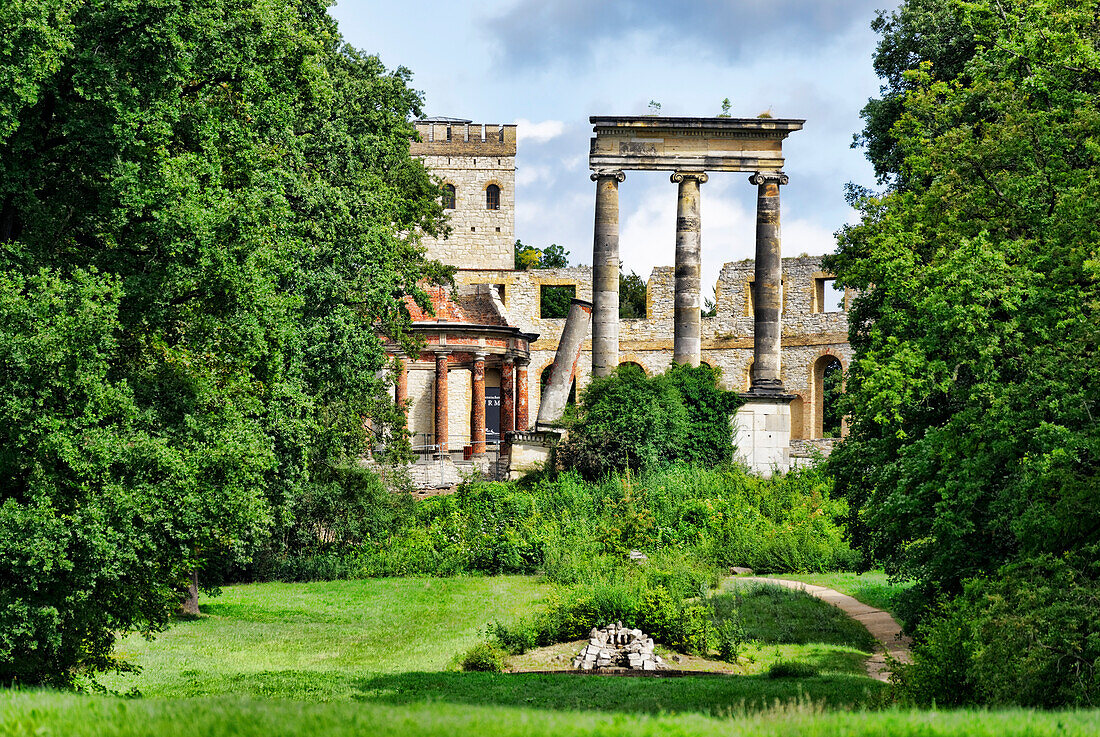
top-left (782, 219), bottom-right (838, 257)
top-left (514, 118), bottom-right (566, 144)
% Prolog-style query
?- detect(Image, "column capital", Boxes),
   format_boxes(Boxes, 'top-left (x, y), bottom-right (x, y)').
top-left (513, 355), bottom-right (530, 367)
top-left (749, 171), bottom-right (789, 186)
top-left (671, 171), bottom-right (708, 184)
top-left (590, 169), bottom-right (626, 183)
top-left (472, 351), bottom-right (488, 361)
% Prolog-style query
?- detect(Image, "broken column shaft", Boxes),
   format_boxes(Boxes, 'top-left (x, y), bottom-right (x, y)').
top-left (537, 299), bottom-right (593, 427)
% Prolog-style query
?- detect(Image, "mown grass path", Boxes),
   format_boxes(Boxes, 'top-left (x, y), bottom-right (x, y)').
top-left (732, 577), bottom-right (911, 681)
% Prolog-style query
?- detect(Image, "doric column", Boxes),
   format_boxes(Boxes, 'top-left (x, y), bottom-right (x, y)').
top-left (434, 351), bottom-right (450, 456)
top-left (671, 171), bottom-right (707, 366)
top-left (501, 355), bottom-right (515, 435)
top-left (471, 352), bottom-right (487, 455)
top-left (394, 352), bottom-right (408, 416)
top-left (591, 169), bottom-right (625, 377)
top-left (748, 172), bottom-right (789, 394)
top-left (515, 357), bottom-right (529, 431)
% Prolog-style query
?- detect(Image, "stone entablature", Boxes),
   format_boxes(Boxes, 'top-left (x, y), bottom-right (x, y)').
top-left (589, 116), bottom-right (803, 173)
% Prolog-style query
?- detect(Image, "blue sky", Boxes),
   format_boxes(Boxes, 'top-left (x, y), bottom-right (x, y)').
top-left (331, 1), bottom-right (898, 289)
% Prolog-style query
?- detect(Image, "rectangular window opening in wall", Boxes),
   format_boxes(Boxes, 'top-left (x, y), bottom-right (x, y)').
top-left (540, 284), bottom-right (576, 319)
top-left (815, 277), bottom-right (844, 313)
top-left (495, 227), bottom-right (500, 232)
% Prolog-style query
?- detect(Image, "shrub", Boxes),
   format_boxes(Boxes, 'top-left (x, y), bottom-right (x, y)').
top-left (557, 363), bottom-right (689, 479)
top-left (459, 642), bottom-right (507, 673)
top-left (716, 615), bottom-right (746, 663)
top-left (896, 549), bottom-right (1100, 708)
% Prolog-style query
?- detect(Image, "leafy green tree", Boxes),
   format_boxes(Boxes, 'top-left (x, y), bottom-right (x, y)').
top-left (515, 240), bottom-right (573, 317)
top-left (827, 0), bottom-right (1100, 620)
top-left (513, 240), bottom-right (569, 270)
top-left (0, 0), bottom-right (444, 685)
top-left (853, 0), bottom-right (976, 186)
top-left (619, 269), bottom-right (647, 318)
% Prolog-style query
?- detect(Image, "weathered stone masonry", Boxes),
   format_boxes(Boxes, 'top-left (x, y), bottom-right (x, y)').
top-left (389, 118), bottom-right (849, 484)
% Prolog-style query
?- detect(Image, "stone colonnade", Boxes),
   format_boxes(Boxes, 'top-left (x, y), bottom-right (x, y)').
top-left (590, 168), bottom-right (789, 398)
top-left (395, 352), bottom-right (529, 457)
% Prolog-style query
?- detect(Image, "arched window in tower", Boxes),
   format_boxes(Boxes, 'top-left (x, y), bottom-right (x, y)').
top-left (486, 184), bottom-right (500, 210)
top-left (442, 184), bottom-right (456, 210)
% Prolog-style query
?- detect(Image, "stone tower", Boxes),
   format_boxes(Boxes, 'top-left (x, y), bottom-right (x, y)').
top-left (410, 118), bottom-right (517, 271)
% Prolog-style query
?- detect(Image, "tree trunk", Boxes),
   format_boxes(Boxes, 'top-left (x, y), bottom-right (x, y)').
top-left (181, 570), bottom-right (200, 616)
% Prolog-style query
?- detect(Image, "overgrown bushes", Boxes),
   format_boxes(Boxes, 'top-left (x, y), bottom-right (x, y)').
top-left (228, 462), bottom-right (853, 586)
top-left (361, 464), bottom-right (851, 578)
top-left (896, 548), bottom-right (1100, 708)
top-left (557, 363), bottom-right (740, 479)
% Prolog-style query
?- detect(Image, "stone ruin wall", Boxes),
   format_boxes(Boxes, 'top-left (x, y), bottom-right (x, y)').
top-left (451, 255), bottom-right (852, 444)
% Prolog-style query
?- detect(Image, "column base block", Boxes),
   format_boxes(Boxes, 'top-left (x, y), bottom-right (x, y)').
top-left (732, 394), bottom-right (794, 478)
top-left (506, 429), bottom-right (564, 480)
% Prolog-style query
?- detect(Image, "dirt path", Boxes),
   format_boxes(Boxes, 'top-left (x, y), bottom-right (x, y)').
top-left (734, 576), bottom-right (912, 682)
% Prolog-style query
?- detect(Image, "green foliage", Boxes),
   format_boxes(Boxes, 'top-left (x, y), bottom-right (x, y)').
top-left (486, 553), bottom-right (718, 656)
top-left (853, 0), bottom-right (976, 185)
top-left (458, 642), bottom-right (507, 673)
top-left (558, 364), bottom-right (687, 478)
top-left (821, 362), bottom-right (843, 438)
top-left (343, 464), bottom-right (851, 587)
top-left (558, 364), bottom-right (740, 479)
top-left (0, 268), bottom-right (269, 687)
top-left (514, 240), bottom-right (569, 270)
top-left (0, 0), bottom-right (445, 685)
top-left (540, 285), bottom-right (575, 319)
top-left (619, 269), bottom-right (648, 318)
top-left (828, 0), bottom-right (1100, 617)
top-left (897, 549), bottom-right (1100, 708)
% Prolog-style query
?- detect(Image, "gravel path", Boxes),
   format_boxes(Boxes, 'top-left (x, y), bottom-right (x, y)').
top-left (733, 576), bottom-right (912, 682)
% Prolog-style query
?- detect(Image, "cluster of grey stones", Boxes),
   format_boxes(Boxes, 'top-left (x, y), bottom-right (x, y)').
top-left (572, 622), bottom-right (668, 671)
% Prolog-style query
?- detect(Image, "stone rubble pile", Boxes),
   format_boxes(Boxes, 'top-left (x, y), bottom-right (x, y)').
top-left (572, 622), bottom-right (668, 671)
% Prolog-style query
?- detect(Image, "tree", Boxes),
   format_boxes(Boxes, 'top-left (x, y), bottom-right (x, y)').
top-left (853, 0), bottom-right (976, 186)
top-left (827, 0), bottom-right (1100, 616)
top-left (619, 269), bottom-right (647, 318)
top-left (0, 0), bottom-right (444, 686)
top-left (514, 239), bottom-right (569, 270)
top-left (515, 240), bottom-right (573, 317)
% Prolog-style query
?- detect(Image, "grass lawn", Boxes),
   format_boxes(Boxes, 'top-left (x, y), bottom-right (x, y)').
top-left (715, 581), bottom-right (878, 653)
top-left (5, 692), bottom-right (1100, 737)
top-left (94, 575), bottom-right (886, 711)
top-left (5, 575), bottom-right (1100, 735)
top-left (99, 576), bottom-right (550, 698)
top-left (770, 571), bottom-right (912, 619)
